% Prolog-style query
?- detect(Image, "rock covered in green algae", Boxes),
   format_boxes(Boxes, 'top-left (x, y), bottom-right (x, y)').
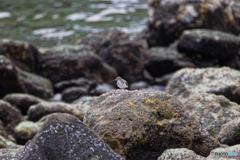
top-left (83, 90), bottom-right (220, 159)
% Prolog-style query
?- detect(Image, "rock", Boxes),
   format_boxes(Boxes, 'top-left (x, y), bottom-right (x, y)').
top-left (185, 93), bottom-right (240, 137)
top-left (217, 118), bottom-right (240, 145)
top-left (0, 135), bottom-right (16, 149)
top-left (62, 86), bottom-right (89, 103)
top-left (0, 55), bottom-right (53, 99)
top-left (155, 73), bottom-right (174, 86)
top-left (28, 101), bottom-right (92, 121)
top-left (39, 44), bottom-right (117, 83)
top-left (0, 100), bottom-right (23, 134)
top-left (0, 39), bottom-right (40, 72)
top-left (83, 90), bottom-right (220, 159)
top-left (81, 29), bottom-right (129, 54)
top-left (166, 67), bottom-right (240, 104)
top-left (177, 29), bottom-right (240, 60)
top-left (20, 113), bottom-right (124, 160)
top-left (147, 0), bottom-right (240, 47)
top-left (130, 81), bottom-right (149, 90)
top-left (71, 95), bottom-right (97, 105)
top-left (82, 30), bottom-right (149, 83)
top-left (14, 120), bottom-right (44, 145)
top-left (3, 93), bottom-right (44, 115)
top-left (139, 85), bottom-right (165, 92)
top-left (0, 145), bottom-right (25, 159)
top-left (145, 47), bottom-right (195, 77)
top-left (206, 145), bottom-right (240, 160)
top-left (89, 83), bottom-right (115, 96)
top-left (54, 77), bottom-right (94, 93)
top-left (158, 148), bottom-right (205, 160)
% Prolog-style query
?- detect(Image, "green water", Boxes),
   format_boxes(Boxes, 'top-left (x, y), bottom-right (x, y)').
top-left (0, 0), bottom-right (147, 47)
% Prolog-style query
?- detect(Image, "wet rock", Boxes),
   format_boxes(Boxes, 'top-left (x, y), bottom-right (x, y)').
top-left (0, 39), bottom-right (40, 72)
top-left (62, 86), bottom-right (89, 103)
top-left (217, 118), bottom-right (240, 145)
top-left (39, 44), bottom-right (117, 83)
top-left (28, 101), bottom-right (92, 121)
top-left (147, 0), bottom-right (240, 47)
top-left (0, 100), bottom-right (23, 134)
top-left (14, 120), bottom-right (44, 145)
top-left (206, 145), bottom-right (240, 160)
top-left (82, 30), bottom-right (149, 83)
top-left (3, 93), bottom-right (44, 115)
top-left (0, 145), bottom-right (25, 160)
top-left (89, 83), bottom-right (115, 96)
top-left (0, 55), bottom-right (53, 99)
top-left (145, 47), bottom-right (195, 77)
top-left (185, 93), bottom-right (240, 137)
top-left (20, 113), bottom-right (124, 160)
top-left (166, 67), bottom-right (240, 104)
top-left (177, 29), bottom-right (240, 59)
top-left (54, 77), bottom-right (94, 93)
top-left (83, 90), bottom-right (220, 159)
top-left (0, 135), bottom-right (16, 149)
top-left (158, 148), bottom-right (205, 160)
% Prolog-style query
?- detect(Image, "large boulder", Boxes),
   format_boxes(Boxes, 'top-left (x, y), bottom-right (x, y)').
top-left (0, 39), bottom-right (40, 72)
top-left (147, 0), bottom-right (240, 47)
top-left (39, 45), bottom-right (117, 83)
top-left (185, 93), bottom-right (240, 137)
top-left (82, 30), bottom-right (149, 83)
top-left (83, 90), bottom-right (220, 159)
top-left (20, 113), bottom-right (124, 160)
top-left (3, 93), bottom-right (44, 115)
top-left (145, 47), bottom-right (195, 77)
top-left (0, 55), bottom-right (53, 99)
top-left (206, 145), bottom-right (240, 160)
top-left (166, 67), bottom-right (240, 104)
top-left (177, 29), bottom-right (240, 60)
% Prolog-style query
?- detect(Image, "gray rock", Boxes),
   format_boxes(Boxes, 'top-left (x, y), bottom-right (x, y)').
top-left (28, 101), bottom-right (92, 121)
top-left (217, 118), bottom-right (240, 145)
top-left (14, 120), bottom-right (44, 145)
top-left (90, 83), bottom-right (115, 96)
top-left (166, 67), bottom-right (240, 104)
top-left (0, 55), bottom-right (53, 99)
top-left (130, 81), bottom-right (149, 90)
top-left (3, 93), bottom-right (44, 115)
top-left (39, 44), bottom-right (117, 83)
top-left (185, 93), bottom-right (240, 137)
top-left (0, 39), bottom-right (40, 72)
top-left (20, 113), bottom-right (124, 160)
top-left (145, 47), bottom-right (195, 77)
top-left (0, 100), bottom-right (23, 134)
top-left (62, 86), bottom-right (89, 103)
top-left (147, 0), bottom-right (240, 47)
top-left (0, 135), bottom-right (16, 149)
top-left (84, 90), bottom-right (220, 159)
top-left (158, 148), bottom-right (205, 160)
top-left (0, 145), bottom-right (24, 159)
top-left (82, 30), bottom-right (149, 83)
top-left (178, 29), bottom-right (240, 59)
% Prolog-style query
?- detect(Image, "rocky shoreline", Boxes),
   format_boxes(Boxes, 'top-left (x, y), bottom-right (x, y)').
top-left (1, 0), bottom-right (240, 159)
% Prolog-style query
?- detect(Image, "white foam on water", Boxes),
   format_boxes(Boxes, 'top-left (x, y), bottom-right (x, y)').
top-left (43, 30), bottom-right (75, 39)
top-left (86, 7), bottom-right (127, 22)
top-left (33, 28), bottom-right (57, 35)
top-left (0, 12), bottom-right (11, 19)
top-left (65, 12), bottom-right (87, 21)
top-left (33, 13), bottom-right (47, 20)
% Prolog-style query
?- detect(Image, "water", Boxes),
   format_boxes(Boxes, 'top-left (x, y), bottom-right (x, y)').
top-left (0, 0), bottom-right (147, 47)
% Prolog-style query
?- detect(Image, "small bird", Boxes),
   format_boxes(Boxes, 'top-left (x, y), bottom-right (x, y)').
top-left (114, 76), bottom-right (128, 89)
